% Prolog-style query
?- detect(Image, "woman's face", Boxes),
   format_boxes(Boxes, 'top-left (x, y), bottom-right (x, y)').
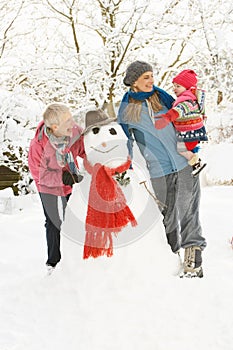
top-left (133, 71), bottom-right (154, 92)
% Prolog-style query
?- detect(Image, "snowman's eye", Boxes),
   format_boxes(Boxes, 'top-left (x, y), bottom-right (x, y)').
top-left (109, 128), bottom-right (117, 135)
top-left (92, 127), bottom-right (100, 134)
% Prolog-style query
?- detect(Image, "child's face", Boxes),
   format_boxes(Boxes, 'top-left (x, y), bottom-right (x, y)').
top-left (52, 112), bottom-right (75, 137)
top-left (173, 83), bottom-right (186, 97)
top-left (133, 71), bottom-right (154, 92)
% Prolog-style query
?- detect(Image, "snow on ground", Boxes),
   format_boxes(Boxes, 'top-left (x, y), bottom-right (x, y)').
top-left (200, 142), bottom-right (233, 186)
top-left (0, 184), bottom-right (233, 350)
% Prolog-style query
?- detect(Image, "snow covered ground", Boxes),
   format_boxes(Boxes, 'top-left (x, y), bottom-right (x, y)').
top-left (0, 182), bottom-right (233, 350)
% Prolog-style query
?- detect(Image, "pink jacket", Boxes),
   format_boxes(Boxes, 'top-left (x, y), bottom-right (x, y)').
top-left (28, 121), bottom-right (85, 196)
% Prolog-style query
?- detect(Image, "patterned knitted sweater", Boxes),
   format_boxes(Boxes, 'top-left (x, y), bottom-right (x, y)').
top-left (173, 101), bottom-right (203, 132)
top-left (171, 90), bottom-right (204, 132)
top-left (155, 89), bottom-right (205, 132)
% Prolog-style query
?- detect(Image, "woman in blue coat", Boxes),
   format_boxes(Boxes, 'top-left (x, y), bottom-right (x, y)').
top-left (118, 61), bottom-right (206, 278)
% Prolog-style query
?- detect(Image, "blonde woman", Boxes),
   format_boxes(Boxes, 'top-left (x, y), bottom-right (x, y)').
top-left (118, 61), bottom-right (206, 278)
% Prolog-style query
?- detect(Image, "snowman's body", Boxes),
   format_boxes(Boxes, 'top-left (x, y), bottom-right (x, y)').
top-left (62, 122), bottom-right (160, 250)
top-left (62, 121), bottom-right (178, 273)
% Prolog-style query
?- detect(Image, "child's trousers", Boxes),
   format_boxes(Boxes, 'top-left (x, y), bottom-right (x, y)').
top-left (39, 193), bottom-right (70, 267)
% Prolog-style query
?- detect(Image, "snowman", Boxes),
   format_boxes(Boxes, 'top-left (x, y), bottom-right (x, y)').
top-left (62, 109), bottom-right (167, 261)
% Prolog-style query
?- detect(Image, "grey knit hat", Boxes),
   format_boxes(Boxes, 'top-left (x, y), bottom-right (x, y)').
top-left (123, 61), bottom-right (153, 86)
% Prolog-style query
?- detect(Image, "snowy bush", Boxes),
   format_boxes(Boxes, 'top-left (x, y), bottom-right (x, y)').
top-left (0, 88), bottom-right (44, 194)
top-left (200, 143), bottom-right (233, 186)
top-left (206, 103), bottom-right (233, 144)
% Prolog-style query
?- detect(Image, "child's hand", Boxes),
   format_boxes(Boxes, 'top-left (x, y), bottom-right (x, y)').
top-left (155, 109), bottom-right (178, 129)
top-left (155, 116), bottom-right (170, 129)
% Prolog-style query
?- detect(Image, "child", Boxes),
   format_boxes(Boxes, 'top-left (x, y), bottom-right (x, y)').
top-left (155, 69), bottom-right (208, 176)
top-left (28, 103), bottom-right (85, 274)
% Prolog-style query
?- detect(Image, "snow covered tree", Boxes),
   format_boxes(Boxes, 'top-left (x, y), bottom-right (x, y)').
top-left (0, 88), bottom-right (43, 193)
top-left (0, 0), bottom-right (232, 192)
top-left (0, 0), bottom-right (233, 111)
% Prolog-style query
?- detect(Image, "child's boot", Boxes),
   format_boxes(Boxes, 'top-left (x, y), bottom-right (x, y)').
top-left (191, 158), bottom-right (207, 176)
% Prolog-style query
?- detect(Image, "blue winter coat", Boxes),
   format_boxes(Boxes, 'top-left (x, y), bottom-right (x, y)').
top-left (117, 88), bottom-right (188, 178)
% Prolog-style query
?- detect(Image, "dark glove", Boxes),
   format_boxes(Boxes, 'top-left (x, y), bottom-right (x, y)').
top-left (62, 171), bottom-right (83, 186)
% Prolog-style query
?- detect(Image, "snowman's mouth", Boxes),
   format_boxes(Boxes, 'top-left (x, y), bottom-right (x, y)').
top-left (90, 145), bottom-right (118, 153)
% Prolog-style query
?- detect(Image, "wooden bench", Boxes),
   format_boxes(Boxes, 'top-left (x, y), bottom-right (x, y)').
top-left (0, 165), bottom-right (20, 194)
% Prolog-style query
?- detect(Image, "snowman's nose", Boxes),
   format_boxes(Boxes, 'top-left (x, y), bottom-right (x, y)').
top-left (101, 142), bottom-right (107, 147)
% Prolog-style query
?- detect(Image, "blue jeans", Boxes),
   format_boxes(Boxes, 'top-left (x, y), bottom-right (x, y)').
top-left (39, 193), bottom-right (70, 267)
top-left (150, 165), bottom-right (206, 253)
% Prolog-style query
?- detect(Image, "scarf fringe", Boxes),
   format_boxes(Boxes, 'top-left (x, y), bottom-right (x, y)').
top-left (83, 211), bottom-right (137, 259)
top-left (83, 231), bottom-right (114, 259)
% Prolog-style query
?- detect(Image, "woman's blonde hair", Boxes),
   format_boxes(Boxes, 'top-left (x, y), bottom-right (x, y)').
top-left (43, 103), bottom-right (70, 127)
top-left (123, 91), bottom-right (163, 123)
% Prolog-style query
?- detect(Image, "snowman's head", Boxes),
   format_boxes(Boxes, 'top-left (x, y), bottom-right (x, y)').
top-left (83, 110), bottom-right (129, 168)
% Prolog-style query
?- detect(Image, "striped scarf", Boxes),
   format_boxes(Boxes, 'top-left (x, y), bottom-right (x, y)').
top-left (45, 126), bottom-right (78, 174)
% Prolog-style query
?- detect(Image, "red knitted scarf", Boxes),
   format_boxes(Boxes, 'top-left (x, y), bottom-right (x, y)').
top-left (83, 156), bottom-right (137, 259)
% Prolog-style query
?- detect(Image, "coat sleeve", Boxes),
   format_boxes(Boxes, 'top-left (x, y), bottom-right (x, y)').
top-left (70, 126), bottom-right (86, 163)
top-left (76, 134), bottom-right (85, 159)
top-left (28, 138), bottom-right (44, 188)
top-left (159, 109), bottom-right (179, 122)
top-left (154, 109), bottom-right (179, 129)
top-left (28, 138), bottom-right (65, 189)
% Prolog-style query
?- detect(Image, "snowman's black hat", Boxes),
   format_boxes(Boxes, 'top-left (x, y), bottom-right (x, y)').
top-left (83, 109), bottom-right (116, 134)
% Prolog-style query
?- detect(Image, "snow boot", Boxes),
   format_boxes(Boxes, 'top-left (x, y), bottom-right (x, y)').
top-left (191, 159), bottom-right (206, 177)
top-left (181, 246), bottom-right (203, 278)
top-left (188, 153), bottom-right (199, 166)
top-left (46, 264), bottom-right (56, 276)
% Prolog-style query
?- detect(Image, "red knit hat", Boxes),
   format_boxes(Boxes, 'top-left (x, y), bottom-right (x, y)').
top-left (172, 69), bottom-right (197, 89)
